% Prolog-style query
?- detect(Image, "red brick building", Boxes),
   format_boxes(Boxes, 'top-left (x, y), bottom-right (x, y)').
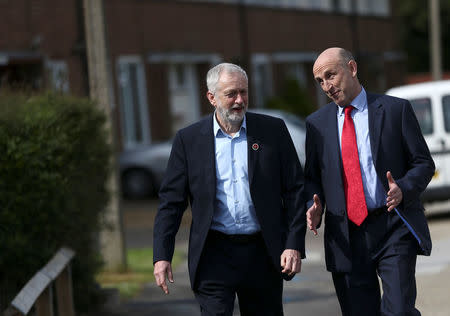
top-left (1, 0), bottom-right (405, 150)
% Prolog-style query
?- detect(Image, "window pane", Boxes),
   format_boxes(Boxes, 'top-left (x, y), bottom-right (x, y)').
top-left (443, 95), bottom-right (450, 133)
top-left (410, 98), bottom-right (433, 135)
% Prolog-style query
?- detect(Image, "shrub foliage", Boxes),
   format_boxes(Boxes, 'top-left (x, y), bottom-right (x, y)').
top-left (266, 77), bottom-right (316, 118)
top-left (0, 92), bottom-right (111, 312)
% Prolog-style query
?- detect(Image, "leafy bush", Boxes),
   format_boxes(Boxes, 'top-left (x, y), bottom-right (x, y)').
top-left (266, 77), bottom-right (316, 118)
top-left (0, 92), bottom-right (111, 313)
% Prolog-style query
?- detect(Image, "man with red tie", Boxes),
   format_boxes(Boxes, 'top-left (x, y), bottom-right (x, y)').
top-left (305, 47), bottom-right (435, 315)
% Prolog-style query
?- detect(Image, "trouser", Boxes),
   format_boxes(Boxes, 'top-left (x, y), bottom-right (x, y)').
top-left (332, 208), bottom-right (420, 316)
top-left (194, 230), bottom-right (284, 316)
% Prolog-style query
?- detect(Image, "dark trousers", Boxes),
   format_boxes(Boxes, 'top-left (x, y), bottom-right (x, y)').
top-left (194, 230), bottom-right (283, 316)
top-left (332, 210), bottom-right (421, 316)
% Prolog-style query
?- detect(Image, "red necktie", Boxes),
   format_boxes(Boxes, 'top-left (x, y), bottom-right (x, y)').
top-left (341, 106), bottom-right (367, 226)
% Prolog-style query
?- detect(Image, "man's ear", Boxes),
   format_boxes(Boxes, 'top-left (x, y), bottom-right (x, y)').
top-left (206, 91), bottom-right (216, 106)
top-left (348, 60), bottom-right (358, 78)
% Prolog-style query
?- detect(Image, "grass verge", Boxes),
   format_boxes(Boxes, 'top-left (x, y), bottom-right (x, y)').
top-left (96, 248), bottom-right (185, 299)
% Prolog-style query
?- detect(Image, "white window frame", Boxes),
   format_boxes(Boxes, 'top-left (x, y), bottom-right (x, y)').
top-left (46, 60), bottom-right (70, 93)
top-left (168, 62), bottom-right (202, 133)
top-left (272, 51), bottom-right (328, 107)
top-left (251, 54), bottom-right (273, 108)
top-left (117, 55), bottom-right (151, 149)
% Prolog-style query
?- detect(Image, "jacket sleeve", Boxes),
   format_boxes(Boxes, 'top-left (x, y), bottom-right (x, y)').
top-left (279, 120), bottom-right (307, 258)
top-left (153, 131), bottom-right (189, 264)
top-left (304, 119), bottom-right (325, 228)
top-left (395, 100), bottom-right (435, 206)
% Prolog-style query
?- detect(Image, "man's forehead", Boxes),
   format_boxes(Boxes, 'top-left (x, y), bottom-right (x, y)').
top-left (313, 51), bottom-right (342, 72)
top-left (222, 84), bottom-right (248, 93)
top-left (219, 71), bottom-right (246, 81)
top-left (313, 60), bottom-right (338, 76)
top-left (218, 72), bottom-right (248, 86)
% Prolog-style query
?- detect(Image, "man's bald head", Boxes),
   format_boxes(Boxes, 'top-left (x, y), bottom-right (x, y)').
top-left (312, 47), bottom-right (361, 107)
top-left (313, 47), bottom-right (355, 73)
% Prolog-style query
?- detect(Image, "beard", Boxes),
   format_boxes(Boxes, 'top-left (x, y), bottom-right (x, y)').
top-left (216, 104), bottom-right (246, 126)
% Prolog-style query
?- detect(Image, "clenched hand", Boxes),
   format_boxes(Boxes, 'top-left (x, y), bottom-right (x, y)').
top-left (281, 249), bottom-right (301, 276)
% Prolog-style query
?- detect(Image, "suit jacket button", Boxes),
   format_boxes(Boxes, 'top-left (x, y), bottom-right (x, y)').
top-left (340, 209), bottom-right (345, 216)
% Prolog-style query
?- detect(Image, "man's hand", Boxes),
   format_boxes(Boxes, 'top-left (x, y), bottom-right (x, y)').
top-left (386, 171), bottom-right (403, 212)
top-left (306, 194), bottom-right (322, 235)
top-left (281, 249), bottom-right (301, 277)
top-left (154, 260), bottom-right (173, 294)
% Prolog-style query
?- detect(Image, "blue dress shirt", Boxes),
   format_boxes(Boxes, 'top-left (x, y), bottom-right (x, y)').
top-left (210, 113), bottom-right (261, 234)
top-left (337, 87), bottom-right (386, 209)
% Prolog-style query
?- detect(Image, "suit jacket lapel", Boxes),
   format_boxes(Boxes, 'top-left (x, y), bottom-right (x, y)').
top-left (200, 114), bottom-right (217, 199)
top-left (246, 113), bottom-right (259, 187)
top-left (327, 104), bottom-right (344, 187)
top-left (367, 93), bottom-right (384, 165)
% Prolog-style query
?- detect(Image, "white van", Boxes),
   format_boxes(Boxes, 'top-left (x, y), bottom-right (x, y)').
top-left (386, 80), bottom-right (450, 202)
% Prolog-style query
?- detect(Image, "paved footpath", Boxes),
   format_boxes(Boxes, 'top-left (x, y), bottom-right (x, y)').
top-left (415, 208), bottom-right (450, 316)
top-left (100, 200), bottom-right (450, 315)
top-left (102, 241), bottom-right (203, 316)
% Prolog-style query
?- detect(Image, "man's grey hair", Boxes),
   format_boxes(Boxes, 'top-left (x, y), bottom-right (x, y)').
top-left (338, 48), bottom-right (355, 66)
top-left (206, 63), bottom-right (248, 94)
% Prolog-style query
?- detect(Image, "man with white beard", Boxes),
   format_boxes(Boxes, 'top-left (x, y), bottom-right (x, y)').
top-left (153, 63), bottom-right (307, 315)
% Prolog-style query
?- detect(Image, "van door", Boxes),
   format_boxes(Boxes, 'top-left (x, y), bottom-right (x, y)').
top-left (410, 94), bottom-right (450, 201)
top-left (438, 94), bottom-right (450, 195)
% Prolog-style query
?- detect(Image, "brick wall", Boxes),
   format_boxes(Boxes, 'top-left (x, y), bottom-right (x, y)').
top-left (1, 0), bottom-right (405, 148)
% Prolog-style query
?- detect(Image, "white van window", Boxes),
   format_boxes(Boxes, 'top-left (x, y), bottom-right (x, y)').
top-left (443, 95), bottom-right (450, 133)
top-left (410, 98), bottom-right (433, 135)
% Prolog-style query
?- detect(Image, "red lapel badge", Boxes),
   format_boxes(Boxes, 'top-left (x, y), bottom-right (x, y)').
top-left (252, 143), bottom-right (259, 151)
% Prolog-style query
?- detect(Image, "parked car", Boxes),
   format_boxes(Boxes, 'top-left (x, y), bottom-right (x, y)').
top-left (386, 80), bottom-right (450, 202)
top-left (119, 109), bottom-right (306, 199)
top-left (119, 140), bottom-right (172, 199)
top-left (249, 108), bottom-right (306, 165)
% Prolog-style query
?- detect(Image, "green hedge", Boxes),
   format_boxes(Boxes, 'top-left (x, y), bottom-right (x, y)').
top-left (0, 92), bottom-right (111, 313)
top-left (266, 77), bottom-right (316, 118)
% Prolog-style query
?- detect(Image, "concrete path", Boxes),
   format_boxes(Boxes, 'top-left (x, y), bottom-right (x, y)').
top-left (100, 199), bottom-right (450, 316)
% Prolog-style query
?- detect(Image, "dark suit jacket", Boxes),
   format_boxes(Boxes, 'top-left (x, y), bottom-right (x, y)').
top-left (153, 112), bottom-right (306, 289)
top-left (304, 93), bottom-right (435, 273)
